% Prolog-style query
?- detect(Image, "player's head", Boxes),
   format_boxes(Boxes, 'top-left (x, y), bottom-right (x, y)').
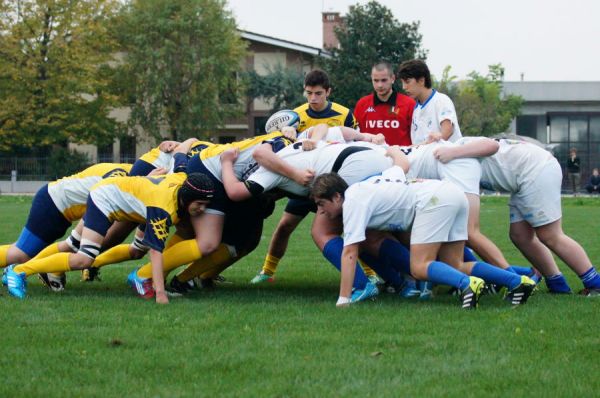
top-left (593, 168), bottom-right (599, 176)
top-left (398, 59), bottom-right (432, 99)
top-left (371, 61), bottom-right (395, 98)
top-left (178, 173), bottom-right (216, 216)
top-left (304, 69), bottom-right (331, 111)
top-left (311, 173), bottom-right (348, 220)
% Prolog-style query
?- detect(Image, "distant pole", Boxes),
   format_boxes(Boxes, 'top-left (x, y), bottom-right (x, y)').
top-left (11, 170), bottom-right (17, 193)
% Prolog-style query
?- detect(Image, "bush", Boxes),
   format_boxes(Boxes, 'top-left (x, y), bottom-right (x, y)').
top-left (47, 147), bottom-right (91, 180)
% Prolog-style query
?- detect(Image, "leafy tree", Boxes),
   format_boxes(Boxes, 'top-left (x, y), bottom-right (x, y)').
top-left (244, 63), bottom-right (306, 111)
top-left (0, 0), bottom-right (125, 151)
top-left (323, 1), bottom-right (426, 108)
top-left (116, 0), bottom-right (247, 141)
top-left (436, 64), bottom-right (523, 136)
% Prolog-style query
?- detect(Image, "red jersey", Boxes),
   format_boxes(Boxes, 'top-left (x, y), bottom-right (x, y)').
top-left (353, 91), bottom-right (415, 146)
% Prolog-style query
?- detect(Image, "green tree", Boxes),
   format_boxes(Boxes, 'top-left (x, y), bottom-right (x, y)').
top-left (244, 63), bottom-right (306, 111)
top-left (323, 1), bottom-right (426, 108)
top-left (116, 0), bottom-right (247, 141)
top-left (436, 64), bottom-right (523, 136)
top-left (0, 0), bottom-right (124, 151)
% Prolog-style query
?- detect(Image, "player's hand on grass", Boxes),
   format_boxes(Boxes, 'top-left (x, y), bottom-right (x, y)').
top-left (155, 291), bottom-right (169, 304)
top-left (301, 139), bottom-right (318, 151)
top-left (220, 148), bottom-right (239, 163)
top-left (293, 168), bottom-right (315, 186)
top-left (281, 126), bottom-right (297, 140)
top-left (433, 146), bottom-right (456, 163)
top-left (147, 167), bottom-right (167, 177)
top-left (336, 296), bottom-right (351, 308)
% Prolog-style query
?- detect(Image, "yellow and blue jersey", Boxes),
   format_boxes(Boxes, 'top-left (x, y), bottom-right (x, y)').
top-left (195, 132), bottom-right (294, 181)
top-left (294, 101), bottom-right (357, 133)
top-left (188, 140), bottom-right (215, 158)
top-left (89, 172), bottom-right (187, 252)
top-left (47, 163), bottom-right (132, 222)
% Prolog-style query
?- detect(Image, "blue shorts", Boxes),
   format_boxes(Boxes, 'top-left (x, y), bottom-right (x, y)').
top-left (83, 196), bottom-right (113, 237)
top-left (284, 198), bottom-right (316, 218)
top-left (15, 185), bottom-right (71, 257)
top-left (186, 156), bottom-right (230, 214)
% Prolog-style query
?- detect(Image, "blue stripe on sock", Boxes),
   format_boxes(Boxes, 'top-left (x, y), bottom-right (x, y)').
top-left (579, 267), bottom-right (600, 289)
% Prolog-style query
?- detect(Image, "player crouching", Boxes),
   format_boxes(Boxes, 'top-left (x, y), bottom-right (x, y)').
top-left (5, 172), bottom-right (216, 304)
top-left (311, 146), bottom-right (536, 309)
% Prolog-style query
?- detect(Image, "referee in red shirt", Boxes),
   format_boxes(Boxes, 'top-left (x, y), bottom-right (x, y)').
top-left (354, 61), bottom-right (415, 146)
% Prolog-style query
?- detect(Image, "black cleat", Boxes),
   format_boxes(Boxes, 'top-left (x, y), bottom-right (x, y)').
top-left (460, 277), bottom-right (485, 309)
top-left (81, 268), bottom-right (101, 282)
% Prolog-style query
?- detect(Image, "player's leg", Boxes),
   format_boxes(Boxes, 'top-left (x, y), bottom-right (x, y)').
top-left (252, 204), bottom-right (308, 283)
top-left (464, 193), bottom-right (512, 269)
top-left (509, 220), bottom-right (571, 293)
top-left (535, 219), bottom-right (600, 296)
top-left (7, 202), bottom-right (109, 299)
top-left (311, 211), bottom-right (370, 290)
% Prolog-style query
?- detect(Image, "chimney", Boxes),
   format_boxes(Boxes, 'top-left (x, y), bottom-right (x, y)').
top-left (322, 12), bottom-right (342, 49)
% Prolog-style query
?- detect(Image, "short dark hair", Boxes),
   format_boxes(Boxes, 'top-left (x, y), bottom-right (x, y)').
top-left (304, 69), bottom-right (330, 89)
top-left (398, 59), bottom-right (432, 88)
top-left (372, 61), bottom-right (394, 76)
top-left (311, 173), bottom-right (348, 201)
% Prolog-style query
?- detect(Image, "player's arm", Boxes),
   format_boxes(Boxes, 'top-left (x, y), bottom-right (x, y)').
top-left (173, 138), bottom-right (199, 155)
top-left (338, 243), bottom-right (359, 307)
top-left (253, 143), bottom-right (314, 186)
top-left (339, 127), bottom-right (386, 145)
top-left (433, 138), bottom-right (499, 164)
top-left (150, 249), bottom-right (168, 304)
top-left (220, 148), bottom-right (253, 201)
top-left (385, 146), bottom-right (410, 173)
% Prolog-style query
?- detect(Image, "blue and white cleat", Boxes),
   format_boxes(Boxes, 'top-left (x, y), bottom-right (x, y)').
top-left (399, 279), bottom-right (421, 298)
top-left (6, 265), bottom-right (27, 299)
top-left (127, 269), bottom-right (155, 299)
top-left (350, 282), bottom-right (379, 303)
top-left (2, 264), bottom-right (13, 286)
top-left (418, 280), bottom-right (433, 301)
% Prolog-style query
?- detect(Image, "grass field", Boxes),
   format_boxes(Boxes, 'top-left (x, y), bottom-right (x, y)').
top-left (1, 195), bottom-right (599, 397)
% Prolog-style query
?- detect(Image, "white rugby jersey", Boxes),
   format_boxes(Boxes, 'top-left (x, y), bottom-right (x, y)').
top-left (297, 126), bottom-right (347, 143)
top-left (411, 90), bottom-right (462, 144)
top-left (342, 166), bottom-right (442, 246)
top-left (247, 141), bottom-right (390, 197)
top-left (401, 142), bottom-right (481, 195)
top-left (458, 137), bottom-right (555, 193)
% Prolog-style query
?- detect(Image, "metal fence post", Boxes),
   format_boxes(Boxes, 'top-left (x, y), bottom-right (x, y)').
top-left (11, 169), bottom-right (17, 193)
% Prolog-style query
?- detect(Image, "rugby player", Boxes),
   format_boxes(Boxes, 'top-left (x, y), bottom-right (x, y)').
top-left (311, 147), bottom-right (536, 309)
top-left (433, 137), bottom-right (600, 296)
top-left (6, 166), bottom-right (216, 304)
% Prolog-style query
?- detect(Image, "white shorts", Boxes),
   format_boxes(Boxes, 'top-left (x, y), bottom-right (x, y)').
top-left (337, 150), bottom-right (393, 185)
top-left (411, 181), bottom-right (469, 244)
top-left (509, 158), bottom-right (562, 227)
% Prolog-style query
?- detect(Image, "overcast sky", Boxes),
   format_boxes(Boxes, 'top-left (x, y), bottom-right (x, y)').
top-left (227, 0), bottom-right (600, 82)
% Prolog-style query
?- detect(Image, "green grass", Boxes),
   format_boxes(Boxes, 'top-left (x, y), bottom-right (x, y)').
top-left (1, 196), bottom-right (599, 397)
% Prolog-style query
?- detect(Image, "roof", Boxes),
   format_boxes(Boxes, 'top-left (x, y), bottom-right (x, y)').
top-left (239, 30), bottom-right (331, 58)
top-left (503, 81), bottom-right (600, 102)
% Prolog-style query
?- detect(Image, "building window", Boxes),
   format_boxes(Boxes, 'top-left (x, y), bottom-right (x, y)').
top-left (97, 141), bottom-right (113, 163)
top-left (515, 115), bottom-right (538, 138)
top-left (218, 136), bottom-right (236, 144)
top-left (549, 115), bottom-right (568, 142)
top-left (254, 116), bottom-right (269, 135)
top-left (120, 136), bottom-right (137, 163)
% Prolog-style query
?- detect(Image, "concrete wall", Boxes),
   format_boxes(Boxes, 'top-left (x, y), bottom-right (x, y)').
top-left (0, 181), bottom-right (46, 194)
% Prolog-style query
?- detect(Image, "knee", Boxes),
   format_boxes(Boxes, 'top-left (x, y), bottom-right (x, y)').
top-left (198, 240), bottom-right (219, 255)
top-left (72, 254), bottom-right (94, 269)
top-left (129, 248), bottom-right (146, 260)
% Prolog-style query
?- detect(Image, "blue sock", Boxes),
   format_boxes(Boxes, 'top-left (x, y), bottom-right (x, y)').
top-left (508, 265), bottom-right (534, 276)
top-left (359, 252), bottom-right (403, 287)
top-left (579, 267), bottom-right (600, 289)
top-left (426, 261), bottom-right (470, 290)
top-left (545, 274), bottom-right (572, 293)
top-left (378, 239), bottom-right (411, 274)
top-left (471, 262), bottom-right (522, 290)
top-left (463, 247), bottom-right (478, 262)
top-left (322, 237), bottom-right (368, 289)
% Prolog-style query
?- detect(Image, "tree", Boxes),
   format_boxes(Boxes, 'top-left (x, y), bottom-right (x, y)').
top-left (244, 63), bottom-right (306, 111)
top-left (323, 1), bottom-right (426, 108)
top-left (436, 64), bottom-right (523, 136)
top-left (0, 0), bottom-right (125, 151)
top-left (116, 0), bottom-right (247, 141)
